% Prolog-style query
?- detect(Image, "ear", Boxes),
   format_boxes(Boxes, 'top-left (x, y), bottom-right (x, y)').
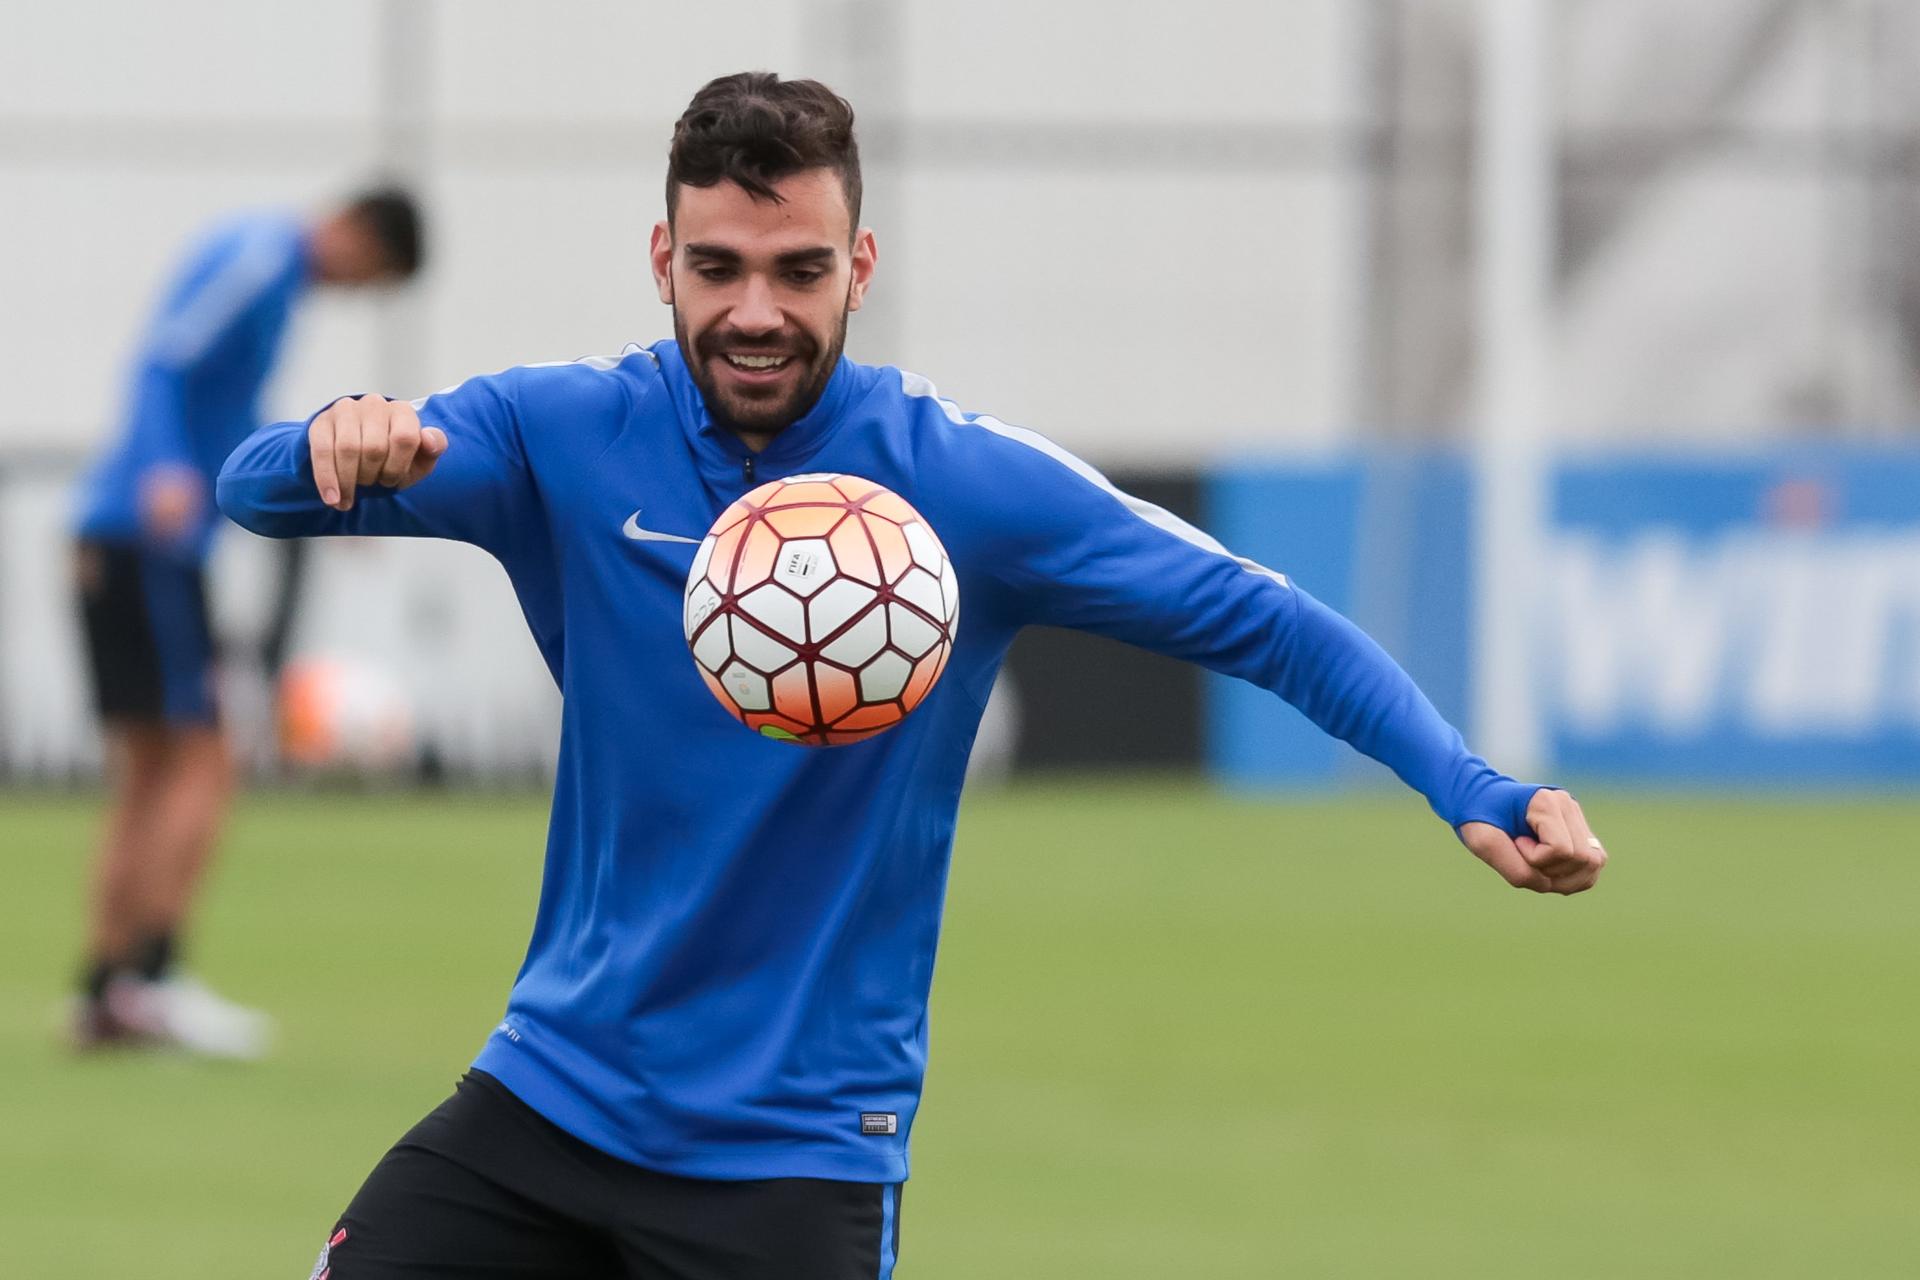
top-left (649, 220), bottom-right (674, 304)
top-left (846, 227), bottom-right (877, 313)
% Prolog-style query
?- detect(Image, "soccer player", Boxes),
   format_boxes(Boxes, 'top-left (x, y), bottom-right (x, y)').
top-left (218, 75), bottom-right (1605, 1278)
top-left (72, 188), bottom-right (425, 1057)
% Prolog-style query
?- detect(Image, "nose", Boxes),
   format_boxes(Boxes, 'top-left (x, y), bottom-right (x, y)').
top-left (729, 274), bottom-right (782, 337)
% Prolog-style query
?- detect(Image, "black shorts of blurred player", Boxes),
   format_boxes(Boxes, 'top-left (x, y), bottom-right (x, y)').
top-left (71, 538), bottom-right (269, 1058)
top-left (313, 1070), bottom-right (903, 1279)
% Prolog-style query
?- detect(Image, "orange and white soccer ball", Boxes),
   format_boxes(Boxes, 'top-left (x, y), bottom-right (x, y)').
top-left (683, 473), bottom-right (958, 745)
top-left (277, 654), bottom-right (416, 773)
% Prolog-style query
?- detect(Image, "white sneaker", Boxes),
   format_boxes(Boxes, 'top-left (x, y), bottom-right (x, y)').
top-left (104, 974), bottom-right (275, 1061)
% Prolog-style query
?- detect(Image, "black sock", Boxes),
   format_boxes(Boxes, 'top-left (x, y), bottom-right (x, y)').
top-left (132, 932), bottom-right (178, 983)
top-left (81, 958), bottom-right (118, 1004)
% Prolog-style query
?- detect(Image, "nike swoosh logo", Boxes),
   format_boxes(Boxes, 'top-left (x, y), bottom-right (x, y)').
top-left (622, 510), bottom-right (700, 544)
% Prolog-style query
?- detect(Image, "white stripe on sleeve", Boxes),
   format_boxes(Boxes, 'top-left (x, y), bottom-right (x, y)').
top-left (146, 226), bottom-right (289, 368)
top-left (899, 370), bottom-right (1289, 588)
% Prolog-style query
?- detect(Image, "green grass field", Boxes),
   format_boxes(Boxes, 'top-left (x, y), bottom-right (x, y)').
top-left (3, 781), bottom-right (1916, 1277)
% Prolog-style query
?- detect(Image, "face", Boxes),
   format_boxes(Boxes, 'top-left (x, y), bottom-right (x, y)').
top-left (311, 213), bottom-right (401, 287)
top-left (650, 169), bottom-right (876, 442)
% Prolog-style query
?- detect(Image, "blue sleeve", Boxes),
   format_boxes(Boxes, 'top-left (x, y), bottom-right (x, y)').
top-left (976, 428), bottom-right (1540, 836)
top-left (1269, 587), bottom-right (1540, 834)
top-left (145, 220), bottom-right (292, 373)
top-left (133, 220), bottom-right (296, 469)
top-left (216, 372), bottom-right (541, 562)
top-left (125, 364), bottom-right (194, 471)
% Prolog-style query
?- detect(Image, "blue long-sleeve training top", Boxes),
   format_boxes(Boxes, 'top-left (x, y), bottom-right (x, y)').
top-left (76, 211), bottom-right (310, 561)
top-left (217, 339), bottom-right (1539, 1183)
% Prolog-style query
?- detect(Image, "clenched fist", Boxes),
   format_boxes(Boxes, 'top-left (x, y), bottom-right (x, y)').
top-left (1458, 788), bottom-right (1607, 896)
top-left (309, 395), bottom-right (448, 511)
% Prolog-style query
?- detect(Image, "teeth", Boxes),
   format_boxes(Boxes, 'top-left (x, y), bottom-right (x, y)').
top-left (726, 354), bottom-right (789, 370)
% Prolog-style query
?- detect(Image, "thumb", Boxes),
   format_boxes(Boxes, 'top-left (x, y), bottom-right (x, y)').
top-left (1458, 821), bottom-right (1553, 892)
top-left (406, 427), bottom-right (448, 484)
top-left (1515, 833), bottom-right (1572, 875)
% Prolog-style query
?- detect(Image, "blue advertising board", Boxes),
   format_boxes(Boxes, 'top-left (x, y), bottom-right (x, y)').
top-left (1205, 446), bottom-right (1920, 786)
top-left (1548, 448), bottom-right (1920, 782)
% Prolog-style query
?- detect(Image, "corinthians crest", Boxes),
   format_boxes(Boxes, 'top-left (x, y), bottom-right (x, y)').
top-left (309, 1227), bottom-right (347, 1280)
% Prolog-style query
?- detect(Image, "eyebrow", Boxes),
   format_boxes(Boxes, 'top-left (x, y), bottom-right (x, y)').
top-left (682, 243), bottom-right (838, 268)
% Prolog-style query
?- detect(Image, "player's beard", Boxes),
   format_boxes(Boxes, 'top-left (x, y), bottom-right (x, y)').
top-left (676, 301), bottom-right (849, 439)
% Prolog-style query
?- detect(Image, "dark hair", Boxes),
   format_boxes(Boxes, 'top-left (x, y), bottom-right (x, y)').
top-left (667, 73), bottom-right (861, 227)
top-left (345, 185), bottom-right (426, 277)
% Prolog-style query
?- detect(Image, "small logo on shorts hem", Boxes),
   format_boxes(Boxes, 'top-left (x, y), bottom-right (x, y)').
top-left (860, 1112), bottom-right (898, 1136)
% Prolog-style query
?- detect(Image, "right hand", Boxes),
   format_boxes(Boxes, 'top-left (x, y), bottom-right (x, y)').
top-left (1458, 787), bottom-right (1607, 896)
top-left (139, 463), bottom-right (204, 543)
top-left (309, 394), bottom-right (448, 511)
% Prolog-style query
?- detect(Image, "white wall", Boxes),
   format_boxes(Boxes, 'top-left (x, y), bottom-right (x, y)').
top-left (0, 0), bottom-right (1363, 460)
top-left (878, 0), bottom-right (1362, 455)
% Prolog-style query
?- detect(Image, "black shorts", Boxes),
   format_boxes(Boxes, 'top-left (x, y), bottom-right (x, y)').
top-left (313, 1071), bottom-right (903, 1279)
top-left (75, 538), bottom-right (219, 725)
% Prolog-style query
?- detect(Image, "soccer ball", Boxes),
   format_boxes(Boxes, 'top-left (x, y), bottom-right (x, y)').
top-left (277, 654), bottom-right (416, 773)
top-left (683, 473), bottom-right (958, 745)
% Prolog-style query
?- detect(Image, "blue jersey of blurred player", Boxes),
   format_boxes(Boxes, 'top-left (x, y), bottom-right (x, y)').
top-left (71, 188), bottom-right (424, 1058)
top-left (219, 76), bottom-right (1606, 1278)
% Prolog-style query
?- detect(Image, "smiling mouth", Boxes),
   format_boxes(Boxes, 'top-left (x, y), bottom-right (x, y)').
top-left (722, 353), bottom-right (793, 372)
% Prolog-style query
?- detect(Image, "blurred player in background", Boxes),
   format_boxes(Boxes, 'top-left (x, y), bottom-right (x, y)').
top-left (220, 76), bottom-right (1603, 1277)
top-left (70, 188), bottom-right (425, 1057)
